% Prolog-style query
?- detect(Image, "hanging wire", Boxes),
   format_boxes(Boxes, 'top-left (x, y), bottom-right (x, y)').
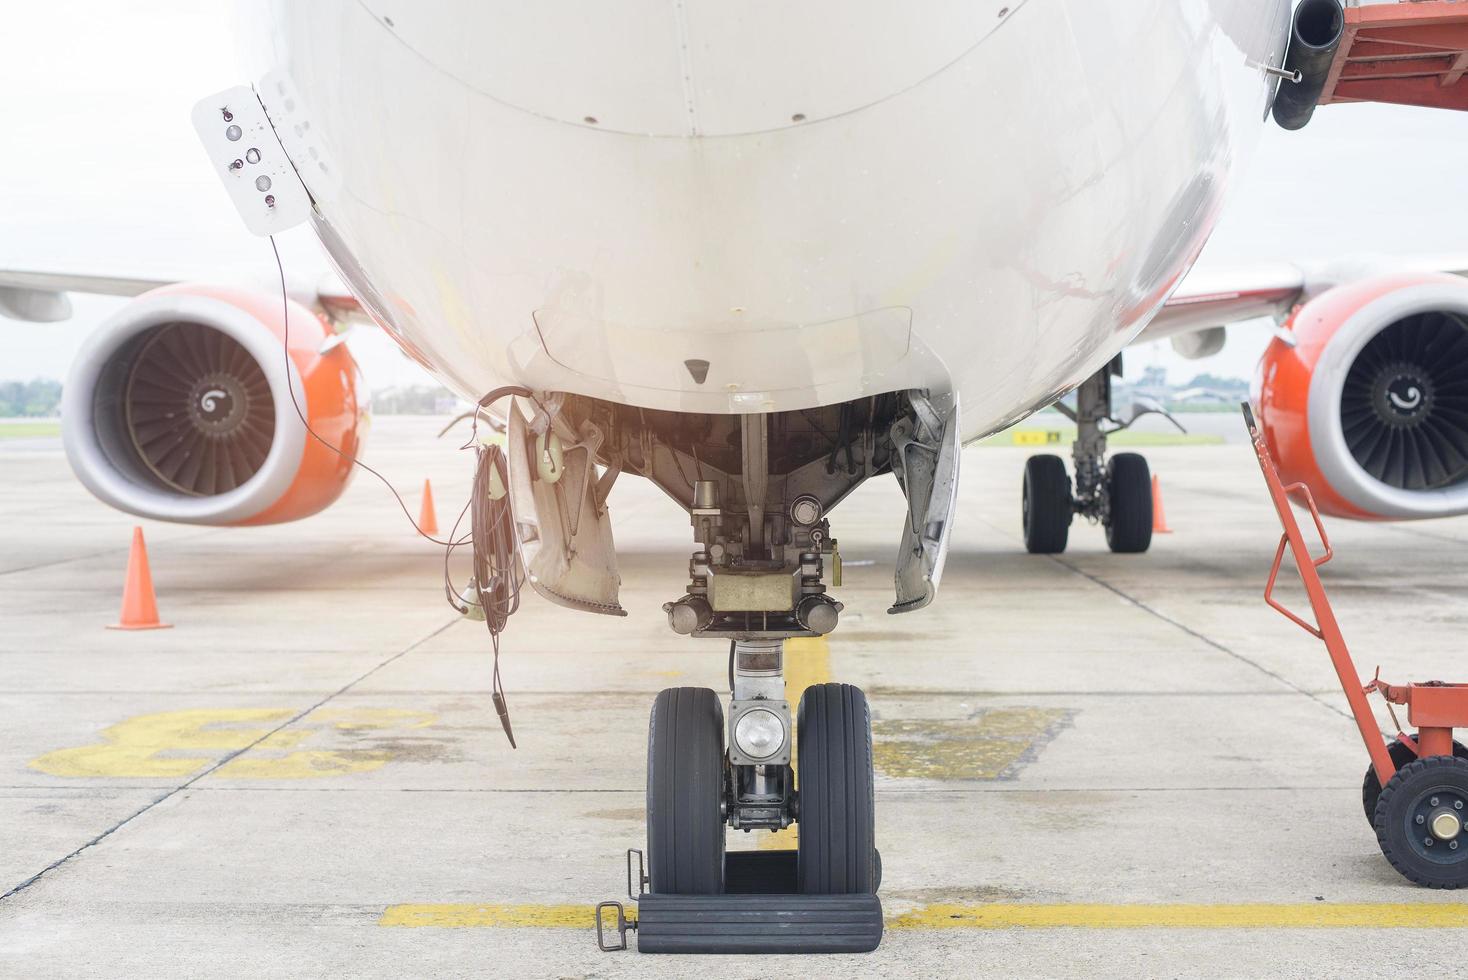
top-left (269, 236), bottom-right (536, 746)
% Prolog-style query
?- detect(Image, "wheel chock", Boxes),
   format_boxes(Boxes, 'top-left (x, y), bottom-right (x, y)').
top-left (598, 848), bottom-right (883, 954)
top-left (635, 892), bottom-right (882, 954)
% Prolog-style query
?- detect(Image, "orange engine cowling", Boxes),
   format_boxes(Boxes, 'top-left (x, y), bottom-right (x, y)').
top-left (62, 283), bottom-right (366, 525)
top-left (1254, 272), bottom-right (1468, 520)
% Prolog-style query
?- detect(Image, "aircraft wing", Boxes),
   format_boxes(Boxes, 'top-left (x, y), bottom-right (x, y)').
top-left (1139, 262), bottom-right (1307, 345)
top-left (1135, 253), bottom-right (1468, 355)
top-left (0, 270), bottom-right (171, 323)
top-left (0, 268), bottom-right (362, 324)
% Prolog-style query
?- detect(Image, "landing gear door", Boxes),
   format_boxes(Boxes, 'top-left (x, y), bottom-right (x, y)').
top-left (889, 395), bottom-right (960, 615)
top-left (507, 401), bottom-right (627, 617)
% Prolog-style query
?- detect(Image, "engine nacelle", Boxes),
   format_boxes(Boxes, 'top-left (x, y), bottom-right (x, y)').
top-left (63, 284), bottom-right (365, 525)
top-left (1254, 273), bottom-right (1468, 520)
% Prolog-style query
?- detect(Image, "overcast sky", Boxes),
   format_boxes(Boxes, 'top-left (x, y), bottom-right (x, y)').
top-left (3, 2), bottom-right (1468, 389)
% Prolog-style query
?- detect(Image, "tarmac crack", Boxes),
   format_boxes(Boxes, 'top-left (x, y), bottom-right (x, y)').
top-left (0, 616), bottom-right (460, 905)
top-left (0, 529), bottom-right (220, 578)
top-left (1043, 553), bottom-right (1356, 724)
top-left (1172, 482), bottom-right (1468, 546)
top-left (972, 513), bottom-right (1358, 726)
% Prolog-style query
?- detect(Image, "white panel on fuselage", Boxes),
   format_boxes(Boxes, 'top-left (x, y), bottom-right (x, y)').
top-left (676, 0), bottom-right (1015, 135)
top-left (357, 1), bottom-right (1019, 136)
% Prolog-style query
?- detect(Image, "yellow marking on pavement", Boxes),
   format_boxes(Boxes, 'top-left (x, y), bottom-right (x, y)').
top-left (757, 635), bottom-right (833, 851)
top-left (872, 707), bottom-right (1073, 781)
top-left (887, 902), bottom-right (1468, 930)
top-left (782, 635), bottom-right (831, 709)
top-left (380, 903), bottom-right (631, 929)
top-left (378, 901), bottom-right (1468, 930)
top-left (30, 707), bottom-right (436, 780)
top-left (758, 828), bottom-right (800, 849)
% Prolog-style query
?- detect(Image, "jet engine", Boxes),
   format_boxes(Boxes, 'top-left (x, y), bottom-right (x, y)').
top-left (1254, 273), bottom-right (1468, 520)
top-left (62, 284), bottom-right (365, 525)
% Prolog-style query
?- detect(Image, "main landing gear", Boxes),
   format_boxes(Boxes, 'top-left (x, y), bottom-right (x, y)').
top-left (1022, 358), bottom-right (1155, 555)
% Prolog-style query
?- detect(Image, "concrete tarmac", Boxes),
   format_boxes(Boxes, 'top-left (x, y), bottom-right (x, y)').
top-left (3, 416), bottom-right (1467, 977)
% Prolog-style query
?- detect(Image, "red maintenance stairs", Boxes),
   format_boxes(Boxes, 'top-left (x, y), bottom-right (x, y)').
top-left (1246, 404), bottom-right (1468, 888)
top-left (1319, 0), bottom-right (1468, 112)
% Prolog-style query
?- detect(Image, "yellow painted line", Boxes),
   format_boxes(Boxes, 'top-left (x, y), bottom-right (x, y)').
top-left (888, 902), bottom-right (1468, 929)
top-left (757, 635), bottom-right (833, 851)
top-left (380, 903), bottom-right (622, 929)
top-left (782, 635), bottom-right (832, 709)
top-left (379, 901), bottom-right (1468, 930)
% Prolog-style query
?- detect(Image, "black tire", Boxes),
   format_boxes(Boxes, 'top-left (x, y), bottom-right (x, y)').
top-left (1374, 754), bottom-right (1468, 888)
top-left (797, 683), bottom-right (877, 894)
top-left (1361, 737), bottom-right (1468, 825)
top-left (1104, 452), bottom-right (1153, 554)
top-left (647, 687), bottom-right (726, 894)
top-left (1023, 454), bottom-right (1072, 554)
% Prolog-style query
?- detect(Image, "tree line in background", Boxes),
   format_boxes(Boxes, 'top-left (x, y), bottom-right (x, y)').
top-left (369, 385), bottom-right (462, 415)
top-left (1112, 367), bottom-right (1250, 412)
top-left (0, 380), bottom-right (62, 417)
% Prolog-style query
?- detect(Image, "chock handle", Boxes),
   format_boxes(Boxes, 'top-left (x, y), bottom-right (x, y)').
top-left (596, 901), bottom-right (636, 952)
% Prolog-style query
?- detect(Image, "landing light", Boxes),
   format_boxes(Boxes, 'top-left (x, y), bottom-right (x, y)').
top-left (734, 708), bottom-right (785, 760)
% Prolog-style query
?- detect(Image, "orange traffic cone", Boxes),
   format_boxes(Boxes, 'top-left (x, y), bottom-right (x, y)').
top-left (418, 479), bottom-right (439, 537)
top-left (108, 527), bottom-right (171, 630)
top-left (1151, 474), bottom-right (1172, 534)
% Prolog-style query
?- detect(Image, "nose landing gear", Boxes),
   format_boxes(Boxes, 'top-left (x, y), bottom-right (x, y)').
top-left (612, 649), bottom-right (882, 953)
top-left (643, 678), bottom-right (878, 898)
top-left (598, 407), bottom-right (896, 953)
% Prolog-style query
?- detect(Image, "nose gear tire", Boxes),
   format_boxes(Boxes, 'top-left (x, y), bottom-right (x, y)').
top-left (796, 683), bottom-right (877, 894)
top-left (647, 687), bottom-right (726, 894)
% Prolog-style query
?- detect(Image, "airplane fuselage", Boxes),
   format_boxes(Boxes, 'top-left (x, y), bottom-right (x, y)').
top-left (244, 0), bottom-right (1290, 442)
